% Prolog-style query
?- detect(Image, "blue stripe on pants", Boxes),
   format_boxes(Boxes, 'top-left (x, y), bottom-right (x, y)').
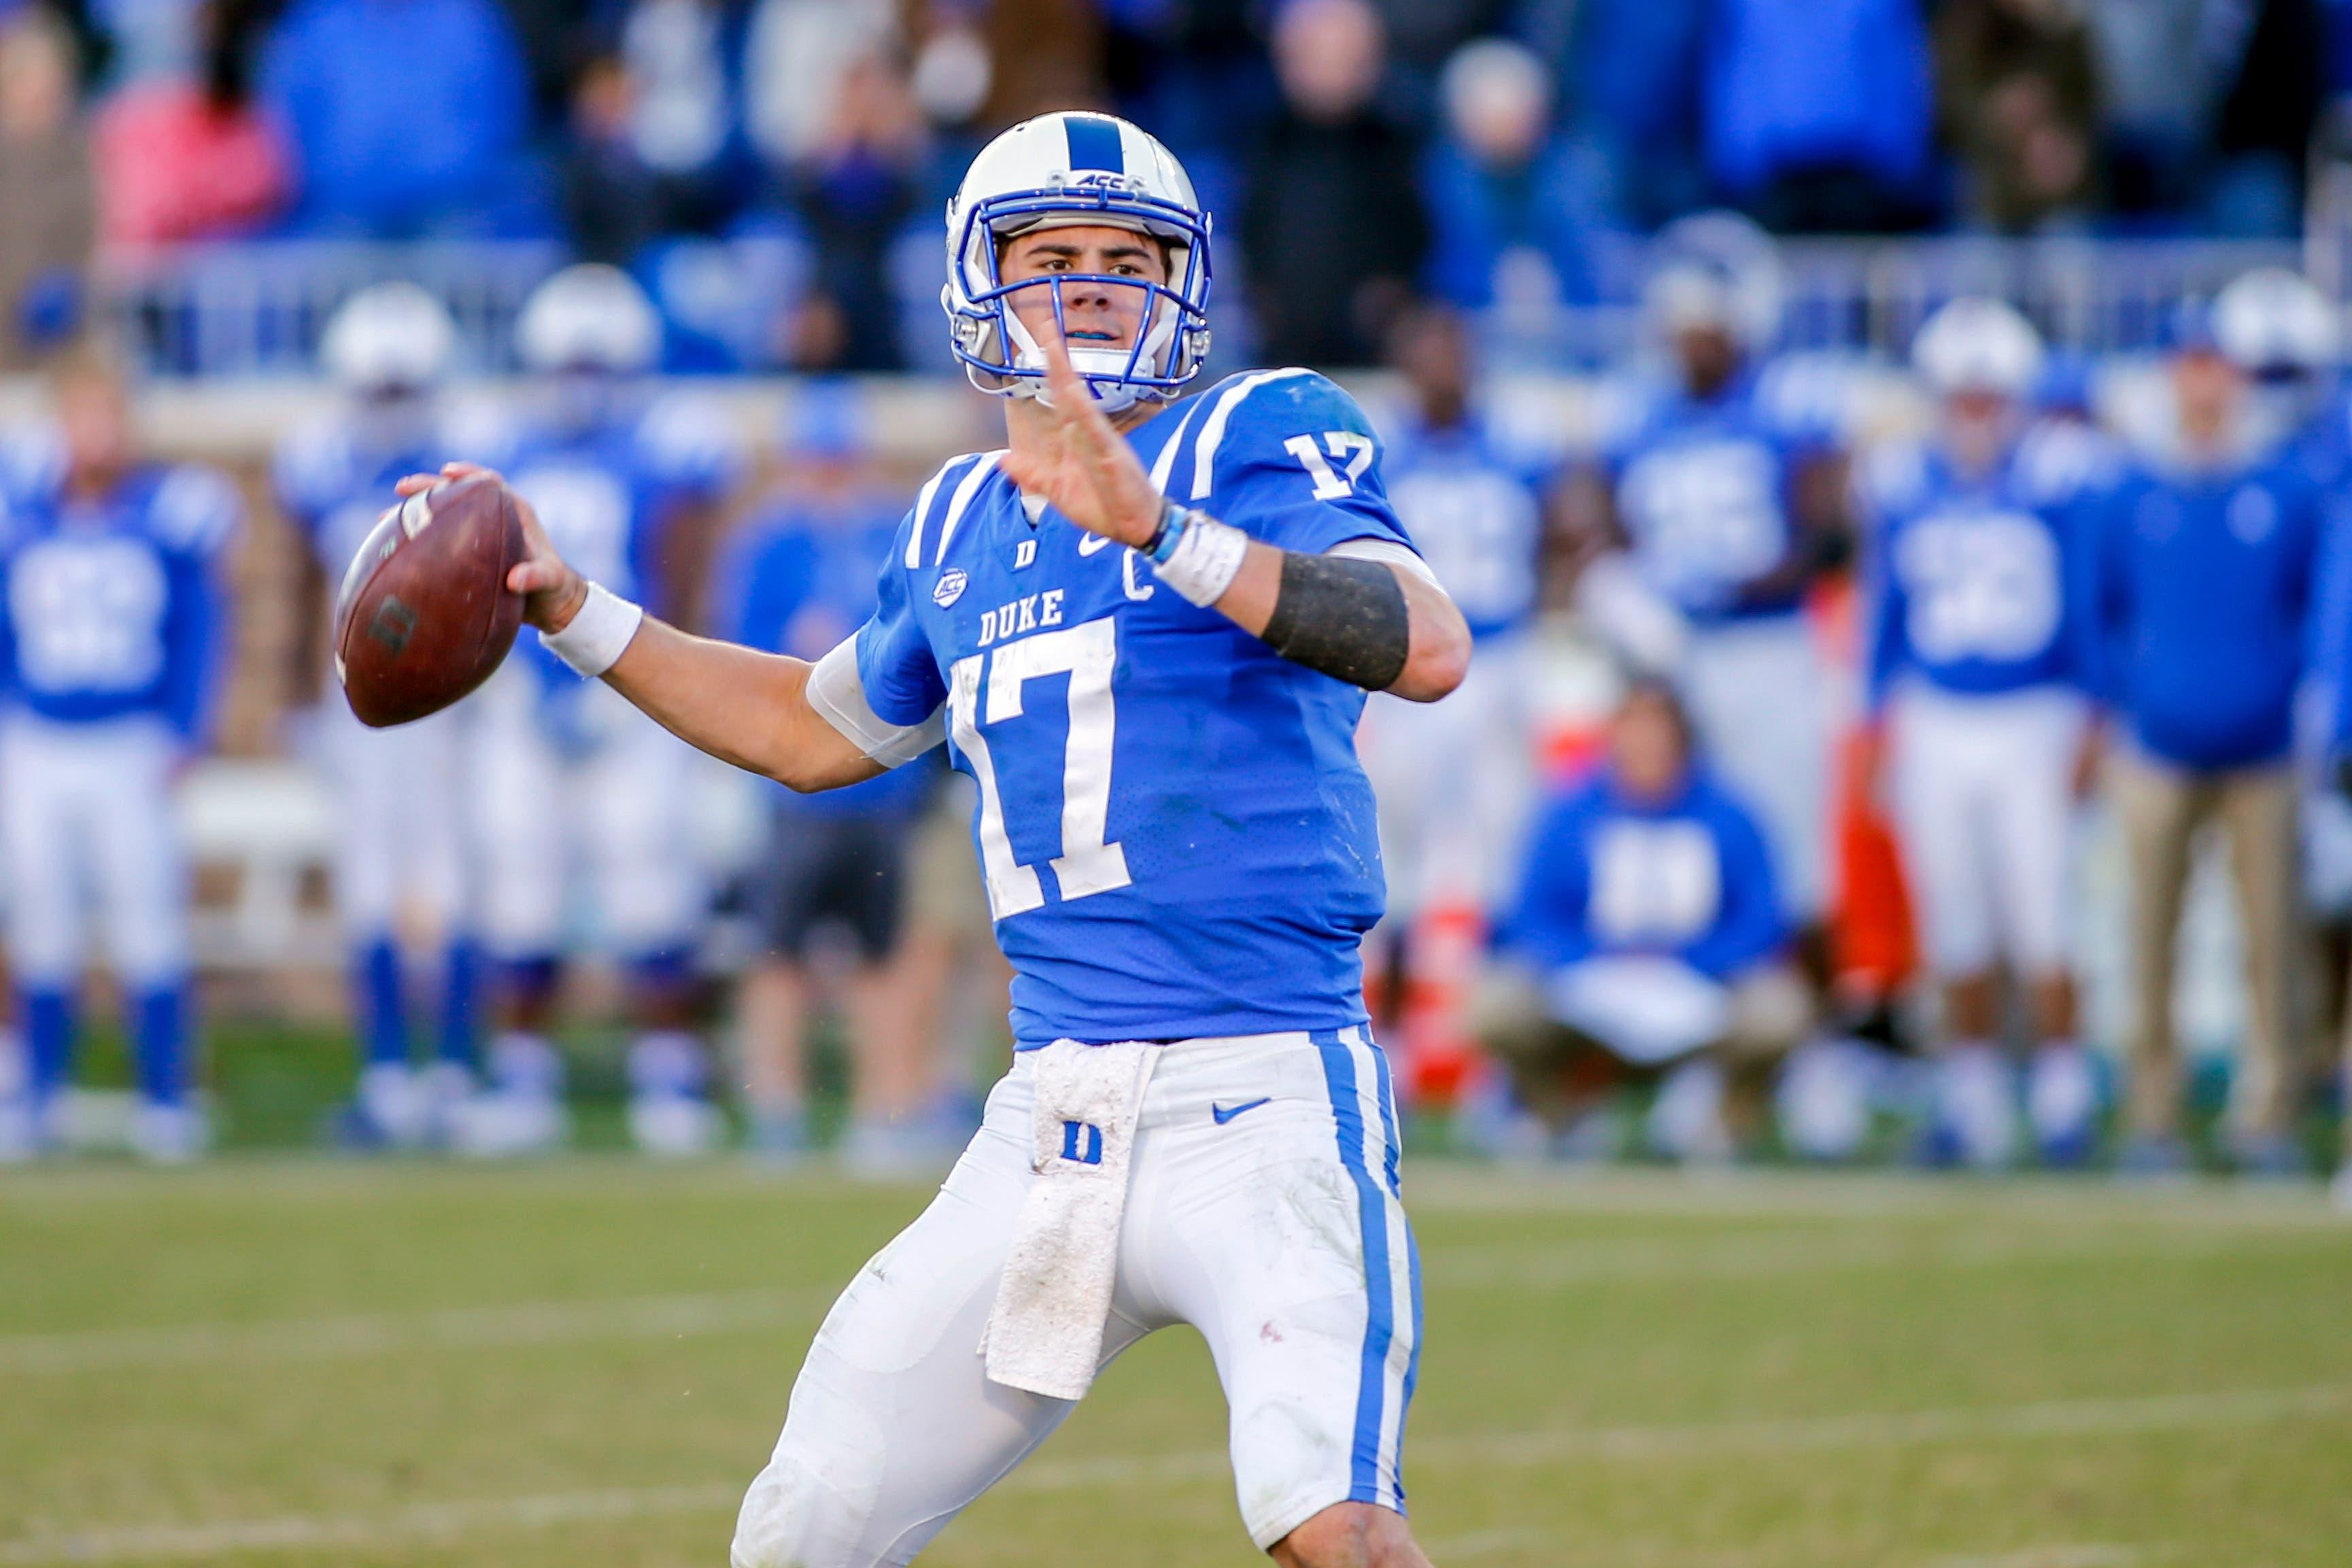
top-left (1362, 1031), bottom-right (1420, 1504)
top-left (1316, 1029), bottom-right (1393, 1505)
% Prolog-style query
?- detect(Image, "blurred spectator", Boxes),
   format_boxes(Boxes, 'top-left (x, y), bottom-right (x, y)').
top-left (1365, 0), bottom-right (1508, 126)
top-left (0, 5), bottom-right (93, 368)
top-left (1478, 681), bottom-right (1809, 1162)
top-left (1935, 0), bottom-right (2100, 233)
top-left (2092, 311), bottom-right (2321, 1175)
top-left (719, 392), bottom-right (944, 1169)
top-left (2089, 0), bottom-right (2325, 234)
top-left (1703, 0), bottom-right (1937, 231)
top-left (614, 0), bottom-right (750, 234)
top-left (1419, 38), bottom-right (1608, 309)
top-left (778, 48), bottom-right (923, 370)
top-left (93, 0), bottom-right (290, 248)
top-left (1541, 0), bottom-right (1707, 231)
top-left (562, 53), bottom-right (663, 262)
top-left (259, 0), bottom-right (540, 236)
top-left (742, 0), bottom-right (889, 167)
top-left (1242, 0), bottom-right (1427, 367)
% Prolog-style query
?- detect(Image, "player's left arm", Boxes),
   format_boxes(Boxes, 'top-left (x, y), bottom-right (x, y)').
top-left (154, 467), bottom-right (244, 748)
top-left (1001, 333), bottom-right (1470, 702)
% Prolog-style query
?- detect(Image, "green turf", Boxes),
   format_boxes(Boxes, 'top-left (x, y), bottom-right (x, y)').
top-left (3, 1163), bottom-right (2351, 1567)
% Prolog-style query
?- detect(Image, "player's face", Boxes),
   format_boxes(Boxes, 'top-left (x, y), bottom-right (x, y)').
top-left (1393, 312), bottom-right (1471, 426)
top-left (57, 374), bottom-right (132, 482)
top-left (1611, 690), bottom-right (1690, 800)
top-left (1673, 326), bottom-right (1740, 398)
top-left (1941, 389), bottom-right (2015, 472)
top-left (2173, 348), bottom-right (2244, 445)
top-left (999, 225), bottom-right (1170, 356)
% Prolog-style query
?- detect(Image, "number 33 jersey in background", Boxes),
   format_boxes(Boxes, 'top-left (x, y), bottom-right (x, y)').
top-left (835, 369), bottom-right (1427, 1050)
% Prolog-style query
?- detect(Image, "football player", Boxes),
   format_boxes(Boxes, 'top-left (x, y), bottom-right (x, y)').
top-left (468, 264), bottom-right (742, 1157)
top-left (275, 283), bottom-right (484, 1147)
top-left (1575, 213), bottom-right (1847, 939)
top-left (1860, 299), bottom-right (2104, 1168)
top-left (1356, 304), bottom-right (1544, 1098)
top-left (0, 346), bottom-right (239, 1161)
top-left (403, 112), bottom-right (1469, 1568)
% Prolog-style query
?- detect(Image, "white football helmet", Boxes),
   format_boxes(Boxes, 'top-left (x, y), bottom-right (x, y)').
top-left (2213, 266), bottom-right (2338, 377)
top-left (1912, 296), bottom-right (2045, 399)
top-left (941, 111), bottom-right (1212, 412)
top-left (515, 264), bottom-right (662, 375)
top-left (1644, 210), bottom-right (1785, 349)
top-left (320, 282), bottom-right (456, 394)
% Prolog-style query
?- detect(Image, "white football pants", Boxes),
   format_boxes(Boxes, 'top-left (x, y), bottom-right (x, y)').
top-left (318, 694), bottom-right (473, 941)
top-left (1888, 681), bottom-right (2083, 978)
top-left (0, 713), bottom-right (189, 987)
top-left (731, 1027), bottom-right (1420, 1567)
top-left (1679, 613), bottom-right (1833, 923)
top-left (471, 667), bottom-right (702, 959)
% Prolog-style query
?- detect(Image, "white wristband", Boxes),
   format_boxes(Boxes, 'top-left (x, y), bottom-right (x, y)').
top-left (1152, 515), bottom-right (1250, 607)
top-left (541, 581), bottom-right (644, 677)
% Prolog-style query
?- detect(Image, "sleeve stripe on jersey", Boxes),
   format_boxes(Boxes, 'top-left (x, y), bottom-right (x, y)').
top-left (1329, 536), bottom-right (1439, 589)
top-left (1190, 368), bottom-right (1316, 501)
top-left (934, 450), bottom-right (1005, 566)
top-left (902, 458), bottom-right (961, 568)
top-left (808, 638), bottom-right (946, 766)
top-left (1148, 400), bottom-right (1206, 495)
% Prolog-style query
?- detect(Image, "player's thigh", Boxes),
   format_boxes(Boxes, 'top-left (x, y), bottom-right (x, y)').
top-left (1138, 1029), bottom-right (1419, 1552)
top-left (584, 716), bottom-right (699, 952)
top-left (471, 715), bottom-right (566, 954)
top-left (1890, 698), bottom-right (1997, 977)
top-left (86, 725), bottom-right (188, 985)
top-left (1985, 698), bottom-right (2081, 976)
top-left (322, 717), bottom-right (412, 933)
top-left (0, 723), bottom-right (86, 981)
top-left (1685, 623), bottom-right (1828, 913)
top-left (734, 1068), bottom-right (1144, 1568)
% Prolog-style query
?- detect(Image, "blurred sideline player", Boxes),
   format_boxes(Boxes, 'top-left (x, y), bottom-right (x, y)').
top-left (717, 392), bottom-right (951, 1172)
top-left (1859, 299), bottom-right (2104, 1169)
top-left (1571, 213), bottom-right (1848, 949)
top-left (409, 110), bottom-right (1471, 1568)
top-left (0, 347), bottom-right (239, 1161)
top-left (275, 284), bottom-right (483, 1147)
top-left (1357, 304), bottom-right (1541, 1102)
top-left (470, 264), bottom-right (740, 1155)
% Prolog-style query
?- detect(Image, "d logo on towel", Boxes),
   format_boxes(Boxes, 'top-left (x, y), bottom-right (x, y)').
top-left (1059, 1120), bottom-right (1104, 1165)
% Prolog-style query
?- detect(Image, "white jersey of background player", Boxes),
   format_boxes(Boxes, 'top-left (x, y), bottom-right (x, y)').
top-left (0, 352), bottom-right (239, 1163)
top-left (1860, 299), bottom-right (2105, 1169)
top-left (470, 264), bottom-right (740, 1156)
top-left (1359, 305), bottom-right (1542, 925)
top-left (274, 284), bottom-right (484, 1148)
top-left (1591, 214), bottom-right (1847, 932)
top-left (400, 112), bottom-right (1471, 1568)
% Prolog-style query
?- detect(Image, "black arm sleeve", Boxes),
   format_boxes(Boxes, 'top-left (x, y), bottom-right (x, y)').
top-left (1260, 551), bottom-right (1412, 692)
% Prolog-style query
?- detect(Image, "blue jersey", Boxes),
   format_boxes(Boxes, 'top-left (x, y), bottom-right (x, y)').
top-left (1496, 767), bottom-right (1785, 981)
top-left (2096, 454), bottom-right (2321, 770)
top-left (721, 488), bottom-right (935, 821)
top-left (0, 449), bottom-right (239, 738)
top-left (499, 396), bottom-right (739, 697)
top-left (1380, 415), bottom-right (1542, 642)
top-left (1860, 434), bottom-right (2103, 709)
top-left (1607, 369), bottom-right (1835, 621)
top-left (842, 369), bottom-right (1422, 1049)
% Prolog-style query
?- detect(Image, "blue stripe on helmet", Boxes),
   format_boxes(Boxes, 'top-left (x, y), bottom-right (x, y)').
top-left (1316, 1029), bottom-right (1393, 1507)
top-left (1063, 114), bottom-right (1125, 174)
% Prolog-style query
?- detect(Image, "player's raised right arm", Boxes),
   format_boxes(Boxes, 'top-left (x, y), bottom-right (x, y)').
top-left (397, 464), bottom-right (882, 793)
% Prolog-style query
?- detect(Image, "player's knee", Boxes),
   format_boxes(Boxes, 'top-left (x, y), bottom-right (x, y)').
top-left (1270, 1501), bottom-right (1424, 1568)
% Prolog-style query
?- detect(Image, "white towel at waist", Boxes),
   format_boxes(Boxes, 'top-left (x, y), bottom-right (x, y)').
top-left (981, 1038), bottom-right (1159, 1401)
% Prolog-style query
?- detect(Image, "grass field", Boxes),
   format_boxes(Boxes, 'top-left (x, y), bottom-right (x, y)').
top-left (5, 1161), bottom-right (2352, 1568)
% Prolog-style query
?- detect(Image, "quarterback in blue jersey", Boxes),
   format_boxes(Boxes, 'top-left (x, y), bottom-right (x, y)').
top-left (1583, 215), bottom-right (1848, 929)
top-left (0, 351), bottom-right (238, 1162)
top-left (407, 112), bottom-right (1469, 1568)
top-left (275, 284), bottom-right (483, 1148)
top-left (468, 263), bottom-right (743, 1157)
top-left (1860, 299), bottom-right (2104, 1170)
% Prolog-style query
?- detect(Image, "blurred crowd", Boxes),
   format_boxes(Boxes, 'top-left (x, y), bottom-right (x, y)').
top-left (12, 213), bottom-right (2352, 1193)
top-left (7, 0), bottom-right (2352, 371)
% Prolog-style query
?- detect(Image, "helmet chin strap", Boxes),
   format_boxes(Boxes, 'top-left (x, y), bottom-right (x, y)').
top-left (1000, 293), bottom-right (1182, 415)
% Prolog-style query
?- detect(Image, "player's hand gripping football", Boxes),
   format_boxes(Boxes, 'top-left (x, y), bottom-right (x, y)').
top-left (998, 325), bottom-right (1167, 549)
top-left (394, 462), bottom-right (587, 633)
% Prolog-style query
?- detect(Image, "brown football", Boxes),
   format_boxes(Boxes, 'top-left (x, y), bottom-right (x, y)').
top-left (333, 473), bottom-right (527, 728)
